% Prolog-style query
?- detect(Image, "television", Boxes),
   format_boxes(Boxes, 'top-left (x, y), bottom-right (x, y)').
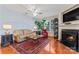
top-left (63, 5), bottom-right (79, 24)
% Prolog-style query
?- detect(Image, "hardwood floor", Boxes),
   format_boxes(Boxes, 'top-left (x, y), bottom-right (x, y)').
top-left (0, 45), bottom-right (19, 54)
top-left (0, 37), bottom-right (78, 54)
top-left (39, 37), bottom-right (78, 54)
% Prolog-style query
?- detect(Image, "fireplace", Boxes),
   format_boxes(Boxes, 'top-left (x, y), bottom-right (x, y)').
top-left (61, 29), bottom-right (79, 52)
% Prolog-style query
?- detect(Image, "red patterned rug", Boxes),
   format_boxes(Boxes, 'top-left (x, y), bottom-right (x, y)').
top-left (12, 38), bottom-right (49, 54)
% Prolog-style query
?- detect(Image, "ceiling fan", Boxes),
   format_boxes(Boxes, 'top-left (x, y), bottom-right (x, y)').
top-left (24, 5), bottom-right (43, 16)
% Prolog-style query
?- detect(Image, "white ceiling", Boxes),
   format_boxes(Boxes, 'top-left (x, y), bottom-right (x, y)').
top-left (2, 4), bottom-right (74, 17)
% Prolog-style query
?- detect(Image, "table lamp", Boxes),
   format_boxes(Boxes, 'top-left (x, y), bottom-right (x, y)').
top-left (2, 24), bottom-right (12, 35)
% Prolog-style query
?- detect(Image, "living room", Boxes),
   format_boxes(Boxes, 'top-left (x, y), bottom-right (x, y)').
top-left (0, 4), bottom-right (79, 54)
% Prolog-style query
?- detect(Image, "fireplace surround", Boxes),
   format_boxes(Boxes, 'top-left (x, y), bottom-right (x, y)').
top-left (61, 29), bottom-right (79, 52)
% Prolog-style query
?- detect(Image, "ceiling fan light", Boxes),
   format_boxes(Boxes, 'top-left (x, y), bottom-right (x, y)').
top-left (33, 13), bottom-right (38, 16)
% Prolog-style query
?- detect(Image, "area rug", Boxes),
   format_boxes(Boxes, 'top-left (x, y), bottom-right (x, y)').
top-left (12, 38), bottom-right (49, 54)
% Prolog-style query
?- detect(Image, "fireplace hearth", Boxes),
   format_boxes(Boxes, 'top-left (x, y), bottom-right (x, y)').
top-left (61, 29), bottom-right (79, 52)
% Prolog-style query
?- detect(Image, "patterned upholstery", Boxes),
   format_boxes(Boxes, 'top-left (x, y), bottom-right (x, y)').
top-left (13, 29), bottom-right (36, 42)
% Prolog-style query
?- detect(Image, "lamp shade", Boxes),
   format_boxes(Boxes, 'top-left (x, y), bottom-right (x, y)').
top-left (3, 24), bottom-right (12, 30)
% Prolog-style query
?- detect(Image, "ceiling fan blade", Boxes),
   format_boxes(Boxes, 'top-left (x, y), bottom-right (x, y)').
top-left (38, 12), bottom-right (43, 14)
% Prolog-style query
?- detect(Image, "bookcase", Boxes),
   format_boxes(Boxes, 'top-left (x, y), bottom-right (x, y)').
top-left (53, 18), bottom-right (58, 38)
top-left (48, 18), bottom-right (58, 38)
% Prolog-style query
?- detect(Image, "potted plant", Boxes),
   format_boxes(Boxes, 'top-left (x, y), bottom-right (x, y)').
top-left (34, 17), bottom-right (48, 35)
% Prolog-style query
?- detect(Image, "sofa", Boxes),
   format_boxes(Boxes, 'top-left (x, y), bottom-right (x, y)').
top-left (13, 29), bottom-right (36, 42)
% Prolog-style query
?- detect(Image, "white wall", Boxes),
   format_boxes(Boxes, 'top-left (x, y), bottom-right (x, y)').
top-left (0, 5), bottom-right (35, 35)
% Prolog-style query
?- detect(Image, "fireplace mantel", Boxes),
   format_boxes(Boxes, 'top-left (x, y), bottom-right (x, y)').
top-left (58, 24), bottom-right (79, 40)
